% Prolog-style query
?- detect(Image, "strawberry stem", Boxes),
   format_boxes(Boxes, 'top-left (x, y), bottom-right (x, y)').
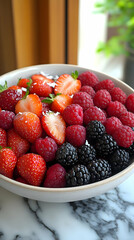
top-left (0, 81), bottom-right (8, 93)
top-left (22, 78), bottom-right (33, 99)
top-left (71, 70), bottom-right (78, 80)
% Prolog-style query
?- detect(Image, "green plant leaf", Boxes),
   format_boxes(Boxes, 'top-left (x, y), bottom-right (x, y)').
top-left (22, 78), bottom-right (33, 99)
top-left (0, 81), bottom-right (8, 93)
top-left (71, 71), bottom-right (78, 79)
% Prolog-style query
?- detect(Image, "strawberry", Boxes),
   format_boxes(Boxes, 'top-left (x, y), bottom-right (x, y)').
top-left (0, 128), bottom-right (7, 147)
top-left (7, 128), bottom-right (30, 157)
top-left (0, 147), bottom-right (17, 178)
top-left (31, 74), bottom-right (54, 83)
top-left (42, 94), bottom-right (72, 114)
top-left (41, 112), bottom-right (66, 145)
top-left (17, 78), bottom-right (32, 88)
top-left (13, 112), bottom-right (42, 143)
top-left (29, 75), bottom-right (54, 97)
top-left (17, 153), bottom-right (46, 186)
top-left (54, 71), bottom-right (81, 96)
top-left (0, 88), bottom-right (23, 111)
top-left (8, 85), bottom-right (22, 90)
top-left (15, 94), bottom-right (42, 117)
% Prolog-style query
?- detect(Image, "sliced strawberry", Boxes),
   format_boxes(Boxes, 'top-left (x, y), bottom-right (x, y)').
top-left (13, 112), bottom-right (42, 143)
top-left (41, 112), bottom-right (66, 145)
top-left (54, 72), bottom-right (81, 96)
top-left (15, 94), bottom-right (42, 117)
top-left (31, 74), bottom-right (54, 84)
top-left (42, 94), bottom-right (72, 114)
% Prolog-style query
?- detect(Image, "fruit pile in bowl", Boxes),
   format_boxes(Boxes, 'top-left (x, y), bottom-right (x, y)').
top-left (0, 64), bottom-right (134, 203)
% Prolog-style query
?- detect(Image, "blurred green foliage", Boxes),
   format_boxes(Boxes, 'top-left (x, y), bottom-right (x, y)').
top-left (95, 0), bottom-right (134, 56)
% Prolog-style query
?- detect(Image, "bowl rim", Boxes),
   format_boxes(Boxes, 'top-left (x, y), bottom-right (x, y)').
top-left (0, 63), bottom-right (134, 194)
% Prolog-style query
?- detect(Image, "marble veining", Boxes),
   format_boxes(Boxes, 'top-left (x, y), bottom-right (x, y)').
top-left (0, 174), bottom-right (134, 240)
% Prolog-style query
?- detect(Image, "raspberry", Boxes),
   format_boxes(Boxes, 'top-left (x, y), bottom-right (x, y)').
top-left (119, 112), bottom-right (134, 127)
top-left (83, 106), bottom-right (106, 125)
top-left (43, 163), bottom-right (66, 188)
top-left (78, 71), bottom-right (99, 87)
top-left (72, 92), bottom-right (94, 111)
top-left (0, 111), bottom-right (15, 130)
top-left (66, 125), bottom-right (86, 147)
top-left (107, 101), bottom-right (127, 118)
top-left (62, 104), bottom-right (83, 125)
top-left (105, 117), bottom-right (122, 135)
top-left (35, 137), bottom-right (58, 162)
top-left (125, 93), bottom-right (134, 113)
top-left (93, 89), bottom-right (111, 109)
top-left (112, 125), bottom-right (134, 148)
top-left (94, 79), bottom-right (115, 92)
top-left (80, 85), bottom-right (95, 98)
top-left (110, 87), bottom-right (127, 104)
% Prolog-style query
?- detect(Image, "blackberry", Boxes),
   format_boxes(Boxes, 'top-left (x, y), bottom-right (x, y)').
top-left (87, 159), bottom-right (112, 183)
top-left (109, 149), bottom-right (130, 173)
top-left (56, 142), bottom-right (78, 168)
top-left (95, 134), bottom-right (117, 157)
top-left (125, 142), bottom-right (134, 156)
top-left (86, 120), bottom-right (105, 143)
top-left (78, 143), bottom-right (96, 165)
top-left (66, 164), bottom-right (90, 187)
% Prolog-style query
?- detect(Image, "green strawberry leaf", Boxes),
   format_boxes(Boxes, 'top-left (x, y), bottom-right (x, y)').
top-left (71, 70), bottom-right (78, 80)
top-left (0, 81), bottom-right (8, 93)
top-left (22, 78), bottom-right (33, 99)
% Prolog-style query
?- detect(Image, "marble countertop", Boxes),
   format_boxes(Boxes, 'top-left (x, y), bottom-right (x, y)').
top-left (0, 174), bottom-right (134, 240)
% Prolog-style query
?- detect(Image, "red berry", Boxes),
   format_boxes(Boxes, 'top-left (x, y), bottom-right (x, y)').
top-left (0, 128), bottom-right (7, 147)
top-left (62, 104), bottom-right (83, 125)
top-left (84, 106), bottom-right (106, 125)
top-left (104, 117), bottom-right (122, 135)
top-left (112, 125), bottom-right (134, 148)
top-left (43, 163), bottom-right (66, 188)
top-left (7, 128), bottom-right (30, 158)
top-left (80, 85), bottom-right (95, 98)
top-left (17, 153), bottom-right (46, 186)
top-left (66, 125), bottom-right (86, 147)
top-left (94, 79), bottom-right (115, 92)
top-left (41, 112), bottom-right (66, 145)
top-left (29, 78), bottom-right (53, 97)
top-left (125, 93), bottom-right (134, 113)
top-left (110, 87), bottom-right (127, 104)
top-left (0, 148), bottom-right (17, 178)
top-left (107, 101), bottom-right (127, 118)
top-left (15, 94), bottom-right (42, 117)
top-left (0, 110), bottom-right (15, 130)
top-left (35, 137), bottom-right (58, 162)
top-left (16, 177), bottom-right (28, 184)
top-left (93, 90), bottom-right (111, 109)
top-left (72, 92), bottom-right (94, 111)
top-left (13, 112), bottom-right (42, 143)
top-left (78, 71), bottom-right (99, 87)
top-left (0, 89), bottom-right (22, 111)
top-left (119, 112), bottom-right (134, 128)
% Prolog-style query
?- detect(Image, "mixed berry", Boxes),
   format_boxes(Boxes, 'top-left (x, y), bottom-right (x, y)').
top-left (0, 70), bottom-right (134, 188)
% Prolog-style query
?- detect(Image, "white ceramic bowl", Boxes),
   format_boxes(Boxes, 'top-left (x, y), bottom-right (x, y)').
top-left (0, 64), bottom-right (134, 202)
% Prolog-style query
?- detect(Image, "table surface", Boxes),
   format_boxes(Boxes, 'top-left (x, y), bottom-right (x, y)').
top-left (0, 173), bottom-right (134, 240)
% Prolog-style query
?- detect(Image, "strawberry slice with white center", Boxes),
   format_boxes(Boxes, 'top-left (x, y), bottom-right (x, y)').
top-left (41, 112), bottom-right (66, 145)
top-left (54, 71), bottom-right (81, 96)
top-left (15, 94), bottom-right (42, 117)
